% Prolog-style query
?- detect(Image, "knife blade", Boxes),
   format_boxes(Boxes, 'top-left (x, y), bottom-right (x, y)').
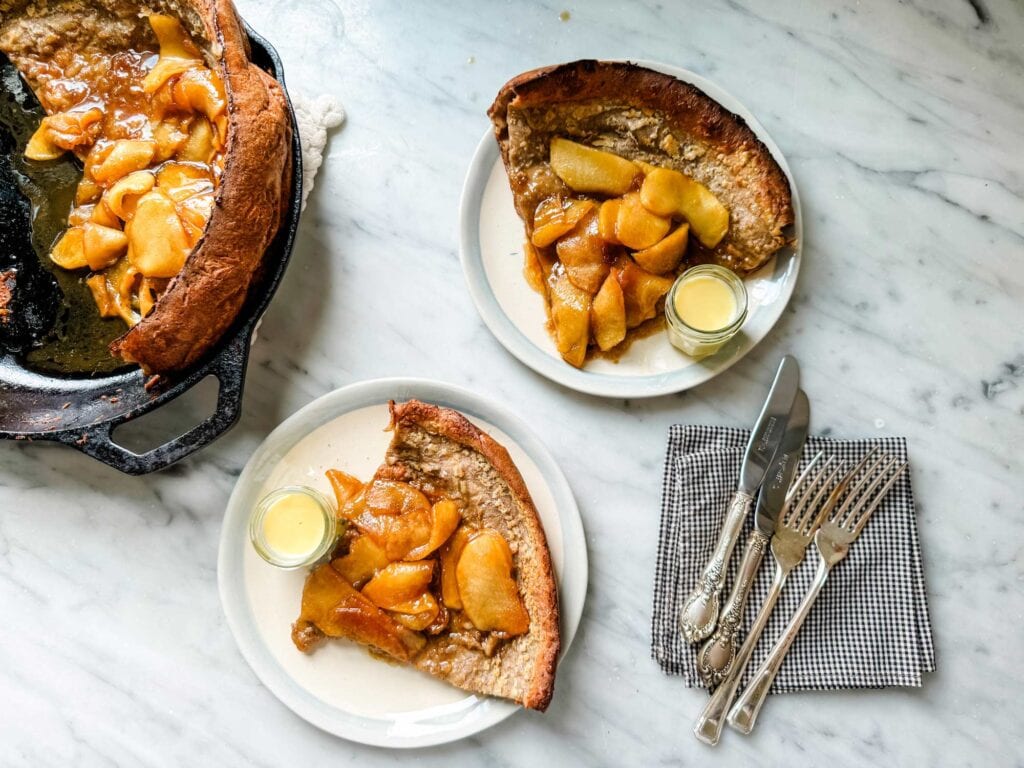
top-left (753, 388), bottom-right (810, 536)
top-left (738, 355), bottom-right (801, 495)
top-left (680, 355), bottom-right (801, 643)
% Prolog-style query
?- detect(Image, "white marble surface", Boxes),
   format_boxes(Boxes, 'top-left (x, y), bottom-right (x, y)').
top-left (2, 0), bottom-right (1023, 765)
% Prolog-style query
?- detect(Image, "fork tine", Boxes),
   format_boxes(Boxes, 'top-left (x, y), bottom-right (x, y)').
top-left (783, 454), bottom-right (834, 528)
top-left (834, 452), bottom-right (889, 527)
top-left (797, 460), bottom-right (846, 533)
top-left (849, 460), bottom-right (907, 534)
top-left (785, 450), bottom-right (824, 505)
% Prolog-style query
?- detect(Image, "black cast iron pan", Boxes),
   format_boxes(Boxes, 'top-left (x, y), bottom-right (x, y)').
top-left (0, 25), bottom-right (303, 475)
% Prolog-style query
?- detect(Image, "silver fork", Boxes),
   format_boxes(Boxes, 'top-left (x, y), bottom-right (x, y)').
top-left (694, 451), bottom-right (843, 745)
top-left (727, 450), bottom-right (908, 735)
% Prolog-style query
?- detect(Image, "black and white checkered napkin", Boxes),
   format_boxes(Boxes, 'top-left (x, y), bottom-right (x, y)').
top-left (651, 426), bottom-right (936, 692)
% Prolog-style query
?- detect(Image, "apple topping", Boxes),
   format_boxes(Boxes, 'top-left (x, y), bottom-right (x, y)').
top-left (615, 191), bottom-right (671, 250)
top-left (388, 592), bottom-right (441, 632)
top-left (406, 499), bottom-right (461, 560)
top-left (547, 265), bottom-right (592, 368)
top-left (617, 258), bottom-right (675, 328)
top-left (440, 525), bottom-right (475, 610)
top-left (525, 140), bottom-right (735, 365)
top-left (332, 535), bottom-right (389, 587)
top-left (301, 471), bottom-right (531, 656)
top-left (531, 197), bottom-right (595, 248)
top-left (455, 530), bottom-right (530, 636)
top-left (550, 137), bottom-right (640, 196)
top-left (292, 563), bottom-right (423, 659)
top-left (555, 209), bottom-right (611, 295)
top-left (632, 224), bottom-right (689, 275)
top-left (591, 272), bottom-right (627, 351)
top-left (640, 167), bottom-right (729, 247)
top-left (361, 561), bottom-right (435, 609)
top-left (326, 469), bottom-right (364, 508)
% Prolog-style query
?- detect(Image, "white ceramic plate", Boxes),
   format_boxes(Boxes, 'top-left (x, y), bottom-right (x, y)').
top-left (217, 378), bottom-right (587, 748)
top-left (459, 60), bottom-right (802, 398)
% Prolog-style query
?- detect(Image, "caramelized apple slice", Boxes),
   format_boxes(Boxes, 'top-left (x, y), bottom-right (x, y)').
top-left (91, 140), bottom-right (158, 184)
top-left (103, 171), bottom-right (155, 220)
top-left (640, 167), bottom-right (729, 247)
top-left (361, 561), bottom-right (435, 609)
top-left (332, 535), bottom-right (389, 587)
top-left (523, 242), bottom-right (545, 294)
top-left (388, 592), bottom-right (441, 632)
top-left (406, 499), bottom-right (461, 560)
top-left (353, 506), bottom-right (433, 560)
top-left (632, 224), bottom-right (689, 275)
top-left (180, 117), bottom-right (217, 163)
top-left (326, 469), bottom-right (364, 509)
top-left (455, 530), bottom-right (530, 635)
top-left (90, 201), bottom-right (122, 229)
top-left (531, 197), bottom-right (595, 248)
top-left (358, 480), bottom-right (431, 517)
top-left (597, 199), bottom-right (621, 244)
top-left (148, 14), bottom-right (202, 60)
top-left (555, 209), bottom-right (610, 295)
top-left (617, 259), bottom-right (675, 328)
top-left (550, 137), bottom-right (639, 196)
top-left (127, 190), bottom-right (190, 278)
top-left (440, 526), bottom-right (474, 609)
top-left (85, 274), bottom-right (118, 318)
top-left (292, 563), bottom-right (422, 659)
top-left (591, 272), bottom-right (627, 351)
top-left (547, 266), bottom-right (592, 368)
top-left (24, 122), bottom-right (66, 160)
top-left (82, 222), bottom-right (129, 270)
top-left (152, 119), bottom-right (190, 162)
top-left (156, 161), bottom-right (214, 202)
top-left (615, 191), bottom-right (671, 250)
top-left (49, 227), bottom-right (88, 270)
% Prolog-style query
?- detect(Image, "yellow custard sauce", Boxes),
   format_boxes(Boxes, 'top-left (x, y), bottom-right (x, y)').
top-left (250, 487), bottom-right (336, 568)
top-left (665, 265), bottom-right (748, 359)
top-left (672, 274), bottom-right (738, 331)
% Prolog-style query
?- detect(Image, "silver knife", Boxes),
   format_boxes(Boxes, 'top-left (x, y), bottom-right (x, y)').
top-left (696, 389), bottom-right (810, 686)
top-left (679, 355), bottom-right (800, 643)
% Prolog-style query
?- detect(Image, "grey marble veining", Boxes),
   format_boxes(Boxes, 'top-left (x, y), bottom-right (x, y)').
top-left (2, 0), bottom-right (1022, 765)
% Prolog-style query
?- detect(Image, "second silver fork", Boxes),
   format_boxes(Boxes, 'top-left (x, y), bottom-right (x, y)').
top-left (727, 450), bottom-right (908, 734)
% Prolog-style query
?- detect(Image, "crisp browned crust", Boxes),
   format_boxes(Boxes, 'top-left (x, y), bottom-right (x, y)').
top-left (488, 59), bottom-right (794, 274)
top-left (381, 399), bottom-right (560, 711)
top-left (110, 0), bottom-right (291, 372)
top-left (0, 0), bottom-right (292, 374)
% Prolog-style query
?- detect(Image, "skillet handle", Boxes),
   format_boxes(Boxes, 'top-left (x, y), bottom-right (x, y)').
top-left (65, 334), bottom-right (250, 475)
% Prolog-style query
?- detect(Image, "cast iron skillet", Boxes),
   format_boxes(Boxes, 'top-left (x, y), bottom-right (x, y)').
top-left (0, 25), bottom-right (303, 475)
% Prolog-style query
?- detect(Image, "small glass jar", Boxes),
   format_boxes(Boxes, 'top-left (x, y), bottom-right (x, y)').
top-left (249, 486), bottom-right (337, 569)
top-left (665, 264), bottom-right (748, 359)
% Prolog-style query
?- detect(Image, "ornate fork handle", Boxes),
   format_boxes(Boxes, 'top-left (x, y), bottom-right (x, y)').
top-left (728, 556), bottom-right (831, 734)
top-left (697, 529), bottom-right (770, 687)
top-left (695, 561), bottom-right (787, 745)
top-left (680, 490), bottom-right (753, 643)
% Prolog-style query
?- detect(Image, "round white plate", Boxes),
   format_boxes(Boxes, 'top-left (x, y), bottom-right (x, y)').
top-left (459, 60), bottom-right (802, 399)
top-left (217, 378), bottom-right (587, 748)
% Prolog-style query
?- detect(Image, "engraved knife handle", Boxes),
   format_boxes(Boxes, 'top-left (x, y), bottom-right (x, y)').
top-left (680, 490), bottom-right (754, 643)
top-left (694, 561), bottom-right (787, 746)
top-left (696, 529), bottom-right (770, 687)
top-left (728, 556), bottom-right (832, 735)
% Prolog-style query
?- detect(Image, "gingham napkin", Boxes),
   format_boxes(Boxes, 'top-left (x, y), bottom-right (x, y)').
top-left (651, 426), bottom-right (936, 692)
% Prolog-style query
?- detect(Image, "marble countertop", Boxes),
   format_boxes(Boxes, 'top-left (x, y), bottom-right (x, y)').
top-left (2, 0), bottom-right (1022, 765)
